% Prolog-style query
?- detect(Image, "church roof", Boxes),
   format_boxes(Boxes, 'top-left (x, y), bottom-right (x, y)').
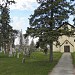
top-left (60, 40), bottom-right (74, 47)
top-left (57, 22), bottom-right (75, 29)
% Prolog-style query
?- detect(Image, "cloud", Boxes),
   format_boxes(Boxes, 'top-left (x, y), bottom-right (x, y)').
top-left (10, 16), bottom-right (28, 45)
top-left (9, 0), bottom-right (39, 33)
top-left (10, 16), bottom-right (39, 45)
top-left (9, 0), bottom-right (39, 45)
top-left (10, 16), bottom-right (28, 33)
top-left (9, 0), bottom-right (39, 10)
top-left (68, 15), bottom-right (74, 25)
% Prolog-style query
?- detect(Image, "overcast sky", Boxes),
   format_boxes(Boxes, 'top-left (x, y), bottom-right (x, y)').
top-left (8, 0), bottom-right (39, 44)
top-left (9, 0), bottom-right (74, 34)
top-left (9, 0), bottom-right (39, 34)
top-left (0, 0), bottom-right (74, 44)
top-left (9, 0), bottom-right (74, 44)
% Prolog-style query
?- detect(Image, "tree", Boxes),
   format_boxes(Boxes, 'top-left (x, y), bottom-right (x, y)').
top-left (24, 36), bottom-right (29, 54)
top-left (0, 0), bottom-right (15, 54)
top-left (11, 29), bottom-right (18, 56)
top-left (29, 39), bottom-right (35, 56)
top-left (0, 5), bottom-right (12, 53)
top-left (12, 29), bottom-right (19, 49)
top-left (39, 41), bottom-right (48, 54)
top-left (22, 36), bottom-right (29, 63)
top-left (25, 0), bottom-right (75, 62)
top-left (19, 30), bottom-right (23, 51)
top-left (16, 30), bottom-right (23, 58)
top-left (0, 0), bottom-right (15, 7)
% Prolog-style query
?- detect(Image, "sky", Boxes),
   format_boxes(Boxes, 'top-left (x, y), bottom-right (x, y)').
top-left (9, 0), bottom-right (74, 34)
top-left (9, 0), bottom-right (39, 34)
top-left (0, 0), bottom-right (74, 44)
top-left (8, 0), bottom-right (75, 44)
top-left (9, 0), bottom-right (39, 44)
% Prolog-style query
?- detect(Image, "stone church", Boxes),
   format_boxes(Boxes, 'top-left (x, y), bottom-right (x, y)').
top-left (53, 22), bottom-right (75, 52)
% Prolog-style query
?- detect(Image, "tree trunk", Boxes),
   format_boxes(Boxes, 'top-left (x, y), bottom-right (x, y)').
top-left (4, 43), bottom-right (6, 54)
top-left (9, 44), bottom-right (13, 57)
top-left (13, 48), bottom-right (16, 57)
top-left (1, 46), bottom-right (2, 52)
top-left (49, 42), bottom-right (53, 62)
top-left (17, 46), bottom-right (21, 58)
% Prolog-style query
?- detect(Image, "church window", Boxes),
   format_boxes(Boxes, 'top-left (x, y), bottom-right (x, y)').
top-left (66, 41), bottom-right (68, 44)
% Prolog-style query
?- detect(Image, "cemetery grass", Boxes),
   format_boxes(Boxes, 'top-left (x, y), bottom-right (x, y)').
top-left (0, 52), bottom-right (62, 75)
top-left (71, 52), bottom-right (75, 66)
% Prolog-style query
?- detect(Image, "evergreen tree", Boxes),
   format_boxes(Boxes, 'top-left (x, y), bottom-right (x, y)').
top-left (25, 0), bottom-right (75, 62)
top-left (25, 36), bottom-right (29, 46)
top-left (22, 36), bottom-right (29, 63)
top-left (24, 36), bottom-right (29, 55)
top-left (29, 39), bottom-right (35, 55)
top-left (0, 0), bottom-right (15, 53)
top-left (19, 30), bottom-right (23, 51)
top-left (1, 6), bottom-right (12, 53)
top-left (12, 29), bottom-right (19, 49)
top-left (17, 30), bottom-right (23, 58)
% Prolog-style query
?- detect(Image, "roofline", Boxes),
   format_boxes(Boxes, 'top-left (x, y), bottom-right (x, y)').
top-left (57, 22), bottom-right (75, 30)
top-left (60, 40), bottom-right (74, 47)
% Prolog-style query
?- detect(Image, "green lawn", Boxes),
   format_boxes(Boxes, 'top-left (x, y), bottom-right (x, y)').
top-left (0, 52), bottom-right (62, 75)
top-left (71, 52), bottom-right (75, 66)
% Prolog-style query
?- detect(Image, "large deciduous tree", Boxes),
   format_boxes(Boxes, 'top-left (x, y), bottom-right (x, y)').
top-left (25, 0), bottom-right (75, 62)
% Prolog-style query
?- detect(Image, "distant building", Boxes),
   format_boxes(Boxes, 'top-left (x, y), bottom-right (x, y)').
top-left (53, 22), bottom-right (75, 52)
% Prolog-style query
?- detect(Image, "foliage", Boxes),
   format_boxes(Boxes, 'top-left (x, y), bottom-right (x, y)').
top-left (12, 29), bottom-right (19, 48)
top-left (0, 0), bottom-right (16, 53)
top-left (1, 6), bottom-right (12, 43)
top-left (25, 0), bottom-right (75, 62)
top-left (30, 39), bottom-right (35, 51)
top-left (19, 30), bottom-right (23, 49)
top-left (0, 0), bottom-right (15, 7)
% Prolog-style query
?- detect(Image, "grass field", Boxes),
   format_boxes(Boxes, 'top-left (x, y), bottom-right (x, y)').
top-left (71, 52), bottom-right (75, 66)
top-left (0, 52), bottom-right (62, 75)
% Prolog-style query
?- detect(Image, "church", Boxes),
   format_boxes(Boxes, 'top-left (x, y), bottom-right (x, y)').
top-left (53, 22), bottom-right (75, 52)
